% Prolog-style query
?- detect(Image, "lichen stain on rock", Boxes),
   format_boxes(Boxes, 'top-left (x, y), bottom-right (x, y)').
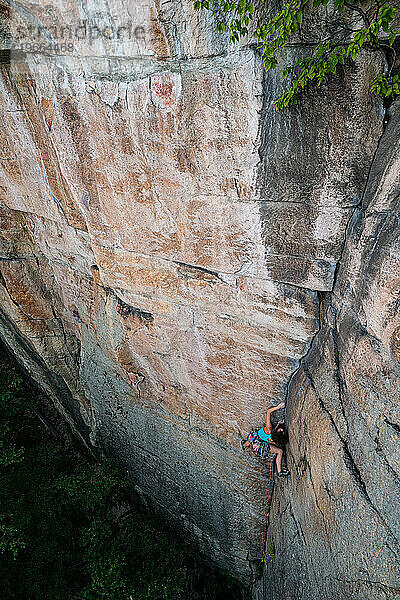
top-left (58, 95), bottom-right (101, 214)
top-left (391, 327), bottom-right (400, 363)
top-left (150, 73), bottom-right (182, 111)
top-left (10, 69), bottom-right (87, 231)
top-left (0, 2), bottom-right (397, 592)
top-left (149, 5), bottom-right (170, 59)
top-left (0, 261), bottom-right (54, 321)
top-left (40, 98), bottom-right (55, 131)
top-left (173, 146), bottom-right (198, 175)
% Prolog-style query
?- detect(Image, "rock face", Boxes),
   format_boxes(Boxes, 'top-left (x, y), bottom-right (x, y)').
top-left (0, 0), bottom-right (398, 594)
top-left (255, 100), bottom-right (400, 600)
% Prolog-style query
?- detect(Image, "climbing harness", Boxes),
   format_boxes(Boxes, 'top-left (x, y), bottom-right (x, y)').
top-left (245, 429), bottom-right (270, 458)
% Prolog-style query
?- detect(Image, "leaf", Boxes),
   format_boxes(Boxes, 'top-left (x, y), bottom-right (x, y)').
top-left (194, 0), bottom-right (400, 109)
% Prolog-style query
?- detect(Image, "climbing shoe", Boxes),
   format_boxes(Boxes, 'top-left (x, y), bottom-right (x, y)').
top-left (278, 469), bottom-right (290, 477)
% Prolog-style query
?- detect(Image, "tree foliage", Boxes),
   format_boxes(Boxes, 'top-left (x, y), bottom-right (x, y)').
top-left (0, 355), bottom-right (221, 600)
top-left (194, 0), bottom-right (400, 108)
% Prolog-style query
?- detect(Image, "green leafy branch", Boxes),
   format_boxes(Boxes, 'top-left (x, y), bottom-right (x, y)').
top-left (194, 0), bottom-right (400, 108)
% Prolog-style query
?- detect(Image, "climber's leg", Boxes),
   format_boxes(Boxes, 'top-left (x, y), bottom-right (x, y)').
top-left (269, 443), bottom-right (290, 477)
top-left (269, 444), bottom-right (283, 472)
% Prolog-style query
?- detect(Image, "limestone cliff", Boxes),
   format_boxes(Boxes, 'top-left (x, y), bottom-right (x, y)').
top-left (0, 1), bottom-right (398, 596)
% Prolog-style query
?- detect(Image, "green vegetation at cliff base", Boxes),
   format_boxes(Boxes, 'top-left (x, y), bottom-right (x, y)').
top-left (0, 348), bottom-right (241, 600)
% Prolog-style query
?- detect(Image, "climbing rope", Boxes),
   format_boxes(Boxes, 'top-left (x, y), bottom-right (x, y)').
top-left (246, 456), bottom-right (275, 599)
top-left (245, 407), bottom-right (287, 597)
top-left (259, 457), bottom-right (274, 566)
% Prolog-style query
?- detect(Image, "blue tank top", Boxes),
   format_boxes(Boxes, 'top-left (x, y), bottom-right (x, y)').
top-left (258, 427), bottom-right (272, 442)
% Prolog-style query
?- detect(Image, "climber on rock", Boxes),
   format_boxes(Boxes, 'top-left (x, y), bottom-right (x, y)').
top-left (241, 402), bottom-right (290, 477)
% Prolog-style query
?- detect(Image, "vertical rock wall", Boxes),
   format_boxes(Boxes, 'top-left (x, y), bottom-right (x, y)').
top-left (255, 101), bottom-right (400, 599)
top-left (0, 0), bottom-right (397, 589)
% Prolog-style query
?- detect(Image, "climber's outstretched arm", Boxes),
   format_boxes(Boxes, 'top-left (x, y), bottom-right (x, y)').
top-left (265, 402), bottom-right (285, 433)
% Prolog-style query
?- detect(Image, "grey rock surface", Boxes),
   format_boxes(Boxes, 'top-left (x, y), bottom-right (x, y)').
top-left (254, 100), bottom-right (400, 600)
top-left (0, 0), bottom-right (398, 594)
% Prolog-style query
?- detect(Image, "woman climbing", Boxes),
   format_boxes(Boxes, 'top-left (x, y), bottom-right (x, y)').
top-left (241, 402), bottom-right (290, 477)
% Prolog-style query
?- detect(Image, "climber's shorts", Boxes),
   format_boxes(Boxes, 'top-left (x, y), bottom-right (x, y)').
top-left (246, 430), bottom-right (270, 458)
